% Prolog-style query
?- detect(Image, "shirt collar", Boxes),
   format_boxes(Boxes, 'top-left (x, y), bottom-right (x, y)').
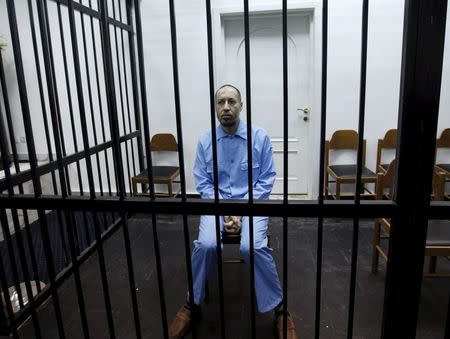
top-left (217, 120), bottom-right (247, 140)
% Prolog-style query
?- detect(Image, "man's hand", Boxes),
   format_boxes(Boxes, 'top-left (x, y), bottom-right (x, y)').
top-left (223, 216), bottom-right (242, 233)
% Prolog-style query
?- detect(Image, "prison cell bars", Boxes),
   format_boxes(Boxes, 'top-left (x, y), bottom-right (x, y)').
top-left (0, 0), bottom-right (448, 338)
top-left (205, 0), bottom-right (226, 336)
top-left (133, 0), bottom-right (169, 337)
top-left (166, 1), bottom-right (198, 338)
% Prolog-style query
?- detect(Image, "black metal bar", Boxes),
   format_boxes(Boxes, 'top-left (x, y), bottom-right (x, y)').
top-left (347, 1), bottom-right (369, 338)
top-left (87, 2), bottom-right (113, 197)
top-left (382, 0), bottom-right (448, 337)
top-left (55, 2), bottom-right (85, 199)
top-left (0, 52), bottom-right (43, 293)
top-left (446, 294), bottom-right (450, 339)
top-left (67, 0), bottom-right (118, 337)
top-left (125, 0), bottom-right (145, 176)
top-left (6, 0), bottom-right (66, 336)
top-left (27, 0), bottom-right (59, 196)
top-left (315, 0), bottom-right (328, 337)
top-left (79, 0), bottom-right (105, 198)
top-left (281, 1), bottom-right (288, 338)
top-left (205, 0), bottom-right (225, 337)
top-left (111, 0), bottom-right (132, 195)
top-left (118, 1), bottom-right (137, 178)
top-left (133, 0), bottom-right (169, 336)
top-left (243, 1), bottom-right (256, 337)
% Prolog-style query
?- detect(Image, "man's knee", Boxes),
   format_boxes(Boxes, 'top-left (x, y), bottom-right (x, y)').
top-left (195, 238), bottom-right (218, 253)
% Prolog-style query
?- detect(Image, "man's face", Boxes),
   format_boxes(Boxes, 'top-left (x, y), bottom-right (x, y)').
top-left (215, 86), bottom-right (243, 128)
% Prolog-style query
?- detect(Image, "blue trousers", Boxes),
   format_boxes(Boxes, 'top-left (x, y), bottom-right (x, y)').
top-left (191, 216), bottom-right (283, 313)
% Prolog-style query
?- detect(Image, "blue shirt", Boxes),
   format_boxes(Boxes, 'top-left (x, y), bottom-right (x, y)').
top-left (194, 120), bottom-right (276, 200)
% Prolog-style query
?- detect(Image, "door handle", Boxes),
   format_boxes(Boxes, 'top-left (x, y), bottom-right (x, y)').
top-left (297, 107), bottom-right (310, 114)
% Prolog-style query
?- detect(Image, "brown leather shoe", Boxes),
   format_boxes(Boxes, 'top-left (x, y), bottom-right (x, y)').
top-left (275, 312), bottom-right (299, 339)
top-left (168, 306), bottom-right (191, 338)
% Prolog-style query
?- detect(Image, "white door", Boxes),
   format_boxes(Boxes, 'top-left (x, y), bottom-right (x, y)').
top-left (221, 13), bottom-right (311, 195)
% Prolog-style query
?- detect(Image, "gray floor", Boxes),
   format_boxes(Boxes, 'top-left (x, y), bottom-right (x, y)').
top-left (15, 215), bottom-right (450, 338)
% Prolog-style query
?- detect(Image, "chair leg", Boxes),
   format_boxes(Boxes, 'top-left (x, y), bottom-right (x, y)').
top-left (336, 181), bottom-right (341, 200)
top-left (168, 181), bottom-right (173, 197)
top-left (372, 220), bottom-right (381, 274)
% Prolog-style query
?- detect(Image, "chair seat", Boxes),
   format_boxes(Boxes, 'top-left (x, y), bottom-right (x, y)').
top-left (426, 219), bottom-right (450, 246)
top-left (436, 163), bottom-right (450, 173)
top-left (134, 166), bottom-right (179, 181)
top-left (328, 164), bottom-right (376, 179)
top-left (222, 232), bottom-right (241, 244)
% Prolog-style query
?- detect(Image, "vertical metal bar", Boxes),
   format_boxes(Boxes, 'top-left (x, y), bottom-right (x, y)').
top-left (445, 294), bottom-right (450, 339)
top-left (111, 0), bottom-right (133, 195)
top-left (87, 0), bottom-right (113, 197)
top-left (0, 51), bottom-right (43, 293)
top-left (118, 0), bottom-right (137, 177)
top-left (382, 0), bottom-right (447, 337)
top-left (133, 0), bottom-right (169, 336)
top-left (243, 1), bottom-right (256, 337)
top-left (125, 0), bottom-right (145, 176)
top-left (281, 1), bottom-right (288, 339)
top-left (347, 1), bottom-right (369, 338)
top-left (0, 105), bottom-right (41, 338)
top-left (315, 0), bottom-right (328, 338)
top-left (27, 0), bottom-right (58, 195)
top-left (205, 0), bottom-right (226, 338)
top-left (67, 0), bottom-right (117, 338)
top-left (6, 0), bottom-right (67, 337)
top-left (79, 0), bottom-right (105, 198)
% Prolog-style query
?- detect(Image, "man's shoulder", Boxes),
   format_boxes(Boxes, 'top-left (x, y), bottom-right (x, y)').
top-left (251, 125), bottom-right (270, 140)
top-left (198, 130), bottom-right (213, 146)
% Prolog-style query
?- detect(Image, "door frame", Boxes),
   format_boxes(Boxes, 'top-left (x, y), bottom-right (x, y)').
top-left (211, 1), bottom-right (322, 198)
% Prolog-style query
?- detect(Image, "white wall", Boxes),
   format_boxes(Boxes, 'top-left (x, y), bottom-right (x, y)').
top-left (1, 0), bottom-right (449, 197)
top-left (139, 0), bottom-right (450, 197)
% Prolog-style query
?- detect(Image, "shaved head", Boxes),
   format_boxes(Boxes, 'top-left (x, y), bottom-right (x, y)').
top-left (215, 84), bottom-right (241, 102)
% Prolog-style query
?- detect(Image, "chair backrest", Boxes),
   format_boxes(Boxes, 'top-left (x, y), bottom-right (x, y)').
top-left (325, 129), bottom-right (367, 167)
top-left (376, 129), bottom-right (397, 170)
top-left (376, 159), bottom-right (445, 201)
top-left (436, 128), bottom-right (450, 148)
top-left (150, 133), bottom-right (178, 152)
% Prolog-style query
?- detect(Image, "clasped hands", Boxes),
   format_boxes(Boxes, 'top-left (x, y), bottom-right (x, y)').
top-left (223, 216), bottom-right (242, 234)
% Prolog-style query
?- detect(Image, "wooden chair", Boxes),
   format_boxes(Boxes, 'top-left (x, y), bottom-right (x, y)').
top-left (435, 128), bottom-right (450, 199)
top-left (376, 129), bottom-right (397, 174)
top-left (324, 130), bottom-right (377, 199)
top-left (131, 133), bottom-right (180, 197)
top-left (371, 159), bottom-right (450, 276)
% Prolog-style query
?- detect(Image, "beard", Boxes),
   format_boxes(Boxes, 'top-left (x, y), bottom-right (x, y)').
top-left (219, 114), bottom-right (237, 128)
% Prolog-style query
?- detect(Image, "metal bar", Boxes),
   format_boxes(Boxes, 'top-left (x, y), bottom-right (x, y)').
top-left (133, 0), bottom-right (169, 336)
top-left (55, 2), bottom-right (85, 199)
top-left (281, 1), bottom-right (288, 338)
top-left (6, 0), bottom-right (66, 336)
top-left (347, 1), bottom-right (369, 337)
top-left (118, 1), bottom-right (137, 178)
top-left (0, 195), bottom-right (400, 217)
top-left (205, 0), bottom-right (225, 337)
top-left (79, 0), bottom-right (105, 197)
top-left (315, 0), bottom-right (328, 337)
top-left (0, 51), bottom-right (43, 293)
top-left (243, 1), bottom-right (256, 337)
top-left (111, 0), bottom-right (133, 195)
top-left (67, 0), bottom-right (118, 337)
top-left (382, 0), bottom-right (448, 337)
top-left (125, 0), bottom-right (145, 177)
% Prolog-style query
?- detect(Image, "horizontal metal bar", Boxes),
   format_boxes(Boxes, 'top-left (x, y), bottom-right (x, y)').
top-left (0, 131), bottom-right (140, 191)
top-left (0, 194), bottom-right (405, 217)
top-left (51, 0), bottom-right (132, 32)
top-left (11, 214), bottom-right (123, 326)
